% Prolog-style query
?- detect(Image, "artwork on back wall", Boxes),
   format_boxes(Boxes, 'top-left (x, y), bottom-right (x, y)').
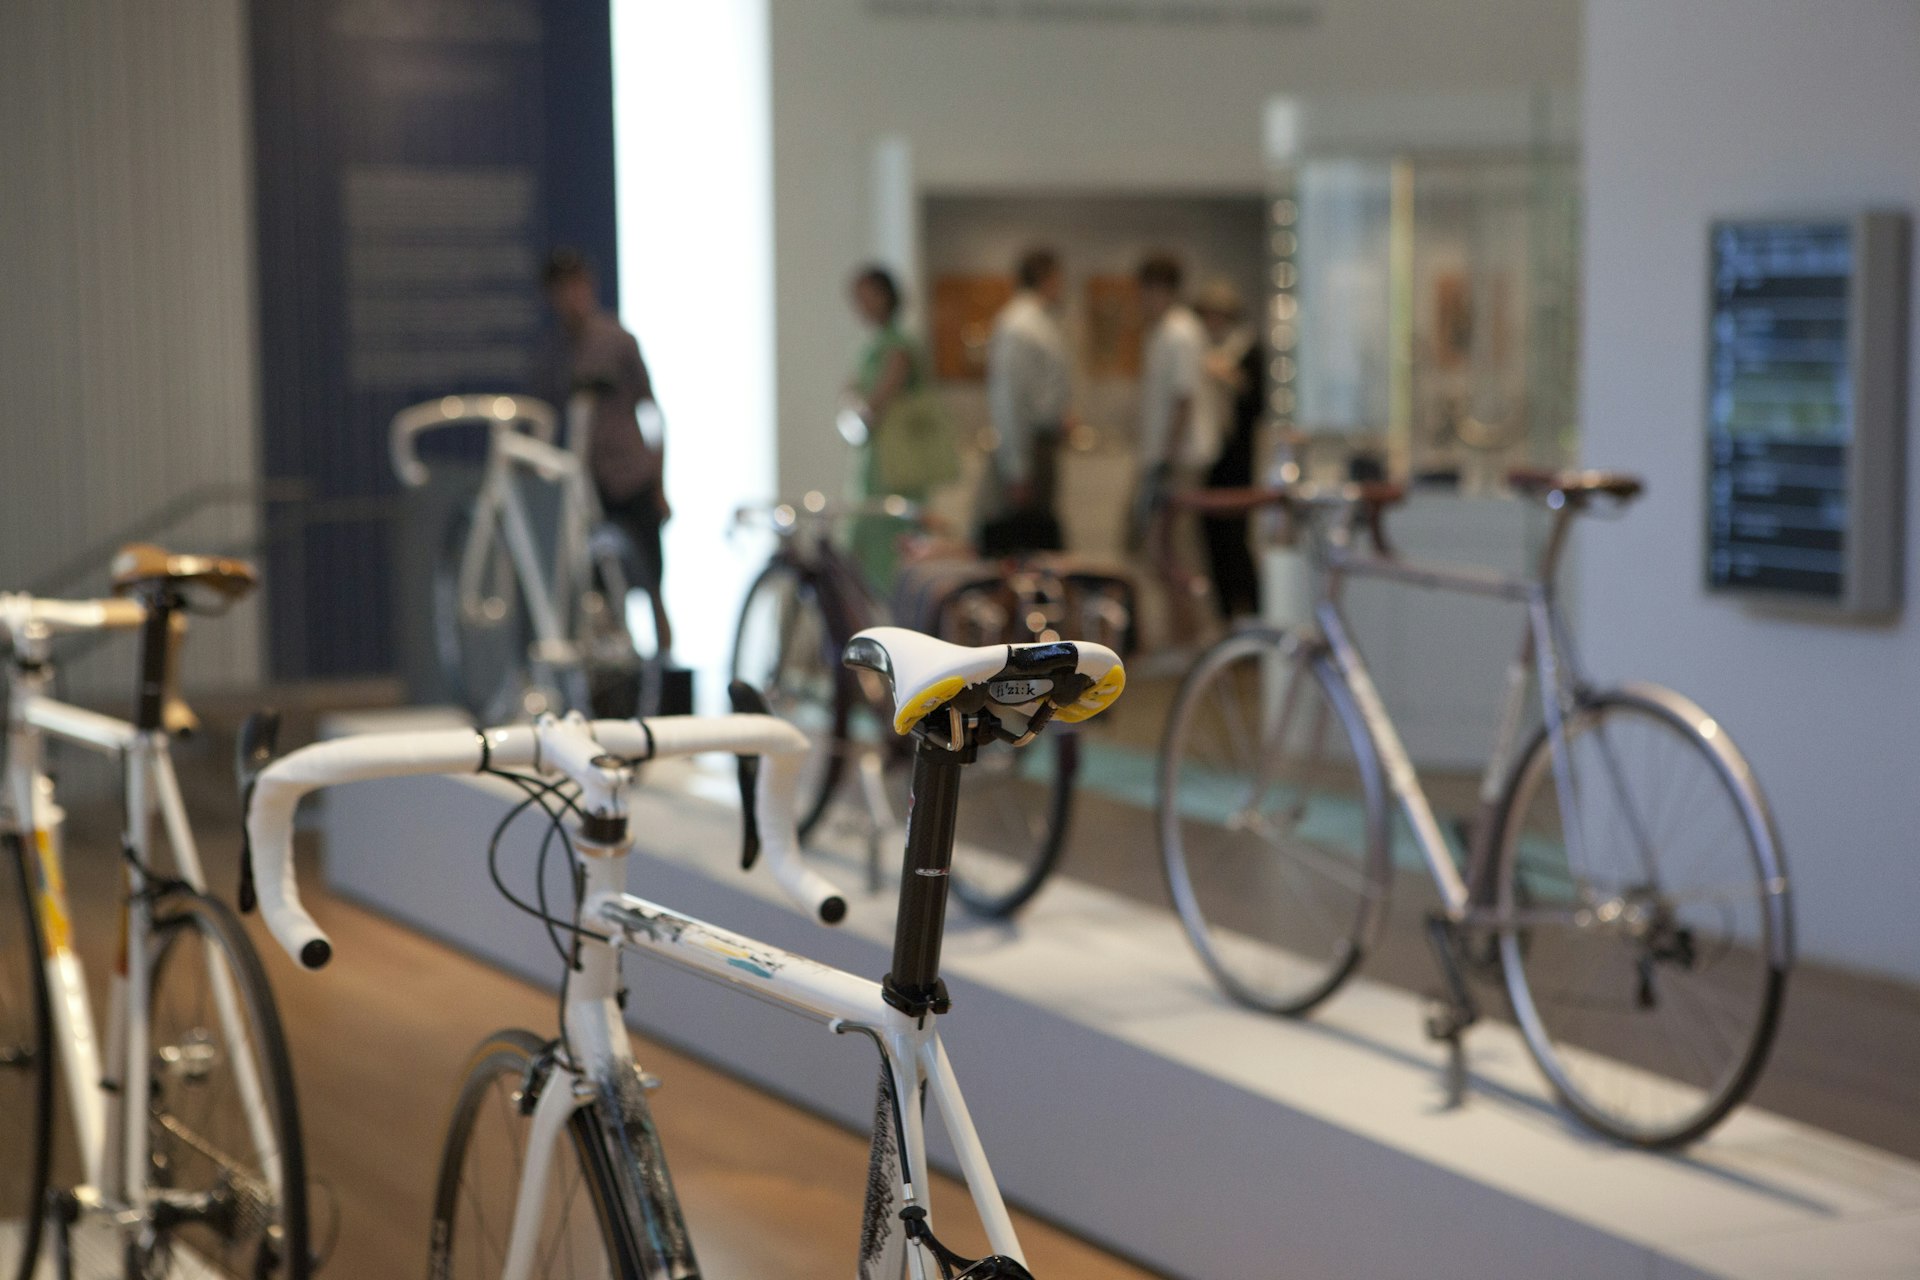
top-left (1083, 275), bottom-right (1144, 378)
top-left (931, 274), bottom-right (1015, 380)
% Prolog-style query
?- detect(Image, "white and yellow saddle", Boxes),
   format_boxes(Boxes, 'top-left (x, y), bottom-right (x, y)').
top-left (843, 625), bottom-right (1125, 735)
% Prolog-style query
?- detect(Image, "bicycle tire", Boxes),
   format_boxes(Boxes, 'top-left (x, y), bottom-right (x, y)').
top-left (730, 560), bottom-right (851, 838)
top-left (943, 732), bottom-right (1078, 920)
top-left (1493, 686), bottom-right (1791, 1147)
top-left (136, 891), bottom-right (310, 1278)
top-left (432, 501), bottom-right (532, 724)
top-left (428, 1028), bottom-right (697, 1280)
top-left (1159, 628), bottom-right (1390, 1015)
top-left (0, 833), bottom-right (51, 1280)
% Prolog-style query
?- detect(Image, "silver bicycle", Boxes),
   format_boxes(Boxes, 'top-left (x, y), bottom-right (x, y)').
top-left (1158, 468), bottom-right (1792, 1147)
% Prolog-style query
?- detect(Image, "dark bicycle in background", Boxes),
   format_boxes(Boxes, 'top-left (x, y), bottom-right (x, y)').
top-left (729, 494), bottom-right (1133, 917)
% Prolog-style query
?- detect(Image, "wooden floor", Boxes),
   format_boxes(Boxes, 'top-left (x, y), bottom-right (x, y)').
top-left (46, 722), bottom-right (1161, 1279)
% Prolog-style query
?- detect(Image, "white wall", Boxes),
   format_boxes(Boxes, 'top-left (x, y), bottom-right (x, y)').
top-left (0, 0), bottom-right (261, 695)
top-left (1580, 0), bottom-right (1920, 979)
top-left (766, 0), bottom-right (1582, 500)
top-left (612, 0), bottom-right (776, 711)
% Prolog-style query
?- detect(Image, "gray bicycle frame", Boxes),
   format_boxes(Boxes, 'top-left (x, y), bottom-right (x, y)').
top-left (1294, 495), bottom-right (1667, 928)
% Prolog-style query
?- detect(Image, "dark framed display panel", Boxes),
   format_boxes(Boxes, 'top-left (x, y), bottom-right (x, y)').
top-left (1705, 212), bottom-right (1910, 619)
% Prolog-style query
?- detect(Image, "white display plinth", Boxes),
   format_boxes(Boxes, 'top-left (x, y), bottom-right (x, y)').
top-left (318, 710), bottom-right (1920, 1280)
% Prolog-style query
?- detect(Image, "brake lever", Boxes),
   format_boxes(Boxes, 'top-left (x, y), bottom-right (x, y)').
top-left (234, 709), bottom-right (283, 914)
top-left (726, 681), bottom-right (768, 870)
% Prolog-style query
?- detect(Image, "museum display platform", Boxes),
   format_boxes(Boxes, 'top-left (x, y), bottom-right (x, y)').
top-left (320, 708), bottom-right (1920, 1280)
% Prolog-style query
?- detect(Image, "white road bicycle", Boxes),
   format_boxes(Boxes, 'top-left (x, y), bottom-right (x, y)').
top-left (241, 625), bottom-right (1125, 1278)
top-left (0, 547), bottom-right (309, 1280)
top-left (392, 393), bottom-right (656, 725)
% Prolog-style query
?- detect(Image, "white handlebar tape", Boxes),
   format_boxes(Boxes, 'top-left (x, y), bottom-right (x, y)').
top-left (246, 714), bottom-right (818, 969)
top-left (0, 594), bottom-right (146, 639)
top-left (758, 750), bottom-right (848, 924)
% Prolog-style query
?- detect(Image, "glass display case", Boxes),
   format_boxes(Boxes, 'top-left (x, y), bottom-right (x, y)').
top-left (1270, 146), bottom-right (1580, 489)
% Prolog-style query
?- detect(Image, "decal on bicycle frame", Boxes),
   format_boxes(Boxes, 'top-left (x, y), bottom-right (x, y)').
top-left (619, 900), bottom-right (786, 980)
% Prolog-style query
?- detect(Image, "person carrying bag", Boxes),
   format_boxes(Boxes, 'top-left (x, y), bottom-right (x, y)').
top-left (846, 264), bottom-right (958, 589)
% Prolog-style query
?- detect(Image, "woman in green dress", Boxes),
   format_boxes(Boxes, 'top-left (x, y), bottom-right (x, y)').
top-left (845, 265), bottom-right (949, 590)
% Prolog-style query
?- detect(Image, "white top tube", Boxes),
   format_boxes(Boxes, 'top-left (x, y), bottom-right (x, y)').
top-left (246, 712), bottom-right (839, 971)
top-left (0, 593), bottom-right (145, 640)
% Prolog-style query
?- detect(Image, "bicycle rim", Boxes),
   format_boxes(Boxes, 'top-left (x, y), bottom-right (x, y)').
top-left (139, 893), bottom-right (309, 1278)
top-left (945, 733), bottom-right (1077, 919)
top-left (0, 833), bottom-right (50, 1280)
top-left (1496, 690), bottom-right (1790, 1146)
top-left (1159, 630), bottom-right (1388, 1015)
top-left (731, 562), bottom-right (849, 836)
top-left (429, 1029), bottom-right (694, 1280)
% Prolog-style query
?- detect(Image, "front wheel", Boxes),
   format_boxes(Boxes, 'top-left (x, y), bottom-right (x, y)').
top-left (429, 1029), bottom-right (696, 1279)
top-left (1494, 687), bottom-right (1791, 1147)
top-left (136, 892), bottom-right (309, 1278)
top-left (1159, 629), bottom-right (1391, 1015)
top-left (0, 833), bottom-right (51, 1280)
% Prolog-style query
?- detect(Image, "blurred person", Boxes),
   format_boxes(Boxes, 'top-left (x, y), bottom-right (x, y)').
top-left (1135, 252), bottom-right (1213, 645)
top-left (845, 264), bottom-right (955, 588)
top-left (982, 246), bottom-right (1072, 554)
top-left (1194, 278), bottom-right (1262, 620)
top-left (540, 247), bottom-right (672, 654)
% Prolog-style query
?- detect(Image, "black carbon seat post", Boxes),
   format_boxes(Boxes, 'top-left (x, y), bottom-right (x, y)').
top-left (133, 591), bottom-right (176, 733)
top-left (882, 726), bottom-right (973, 1018)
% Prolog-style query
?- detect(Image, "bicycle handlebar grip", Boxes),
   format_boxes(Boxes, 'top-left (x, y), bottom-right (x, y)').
top-left (389, 414), bottom-right (437, 489)
top-left (757, 750), bottom-right (846, 925)
top-left (240, 726), bottom-right (510, 971)
top-left (246, 770), bottom-right (335, 970)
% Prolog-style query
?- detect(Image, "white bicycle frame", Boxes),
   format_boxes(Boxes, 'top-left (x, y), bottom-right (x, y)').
top-left (246, 712), bottom-right (1026, 1279)
top-left (0, 596), bottom-right (282, 1232)
top-left (391, 393), bottom-right (634, 708)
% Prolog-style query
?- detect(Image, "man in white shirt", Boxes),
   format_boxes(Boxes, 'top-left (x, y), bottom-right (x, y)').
top-left (984, 248), bottom-right (1073, 546)
top-left (1136, 252), bottom-right (1212, 642)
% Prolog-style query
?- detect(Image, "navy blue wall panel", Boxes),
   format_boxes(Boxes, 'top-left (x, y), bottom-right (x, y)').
top-left (249, 0), bottom-right (618, 680)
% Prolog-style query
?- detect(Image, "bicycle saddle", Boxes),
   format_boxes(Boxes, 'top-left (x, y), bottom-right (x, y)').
top-left (844, 626), bottom-right (1125, 735)
top-left (110, 543), bottom-right (257, 606)
top-left (1506, 467), bottom-right (1644, 503)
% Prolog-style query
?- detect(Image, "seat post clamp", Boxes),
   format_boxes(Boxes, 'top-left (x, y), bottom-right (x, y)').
top-left (881, 974), bottom-right (951, 1019)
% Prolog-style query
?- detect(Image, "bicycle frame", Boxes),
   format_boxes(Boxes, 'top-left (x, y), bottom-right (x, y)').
top-left (1, 605), bottom-right (282, 1227)
top-left (532, 854), bottom-right (1022, 1280)
top-left (1296, 501), bottom-right (1591, 923)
